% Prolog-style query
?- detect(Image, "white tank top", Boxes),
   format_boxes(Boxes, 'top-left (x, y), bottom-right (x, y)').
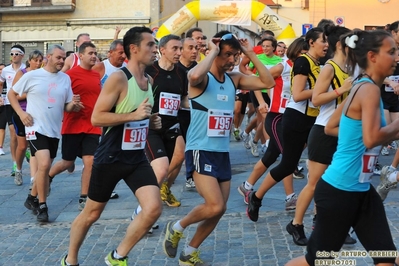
top-left (100, 59), bottom-right (127, 87)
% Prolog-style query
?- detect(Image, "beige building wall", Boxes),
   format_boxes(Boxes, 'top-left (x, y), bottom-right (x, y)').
top-left (310, 0), bottom-right (396, 29)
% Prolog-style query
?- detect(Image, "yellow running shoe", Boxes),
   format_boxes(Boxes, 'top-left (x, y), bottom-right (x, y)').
top-left (165, 190), bottom-right (181, 207)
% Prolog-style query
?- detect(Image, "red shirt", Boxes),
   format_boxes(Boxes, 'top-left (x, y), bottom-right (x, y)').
top-left (62, 66), bottom-right (102, 135)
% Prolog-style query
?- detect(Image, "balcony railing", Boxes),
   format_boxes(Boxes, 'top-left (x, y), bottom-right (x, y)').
top-left (0, 0), bottom-right (76, 12)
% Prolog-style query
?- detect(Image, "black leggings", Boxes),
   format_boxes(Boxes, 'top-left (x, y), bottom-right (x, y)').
top-left (305, 179), bottom-right (396, 266)
top-left (269, 108), bottom-right (315, 182)
top-left (261, 112), bottom-right (283, 167)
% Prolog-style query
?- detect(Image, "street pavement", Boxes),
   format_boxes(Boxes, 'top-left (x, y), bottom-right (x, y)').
top-left (1, 131), bottom-right (399, 266)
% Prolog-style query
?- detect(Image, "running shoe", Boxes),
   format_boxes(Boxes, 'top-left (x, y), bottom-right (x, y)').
top-left (24, 195), bottom-right (39, 214)
top-left (241, 132), bottom-right (251, 149)
top-left (185, 178), bottom-right (196, 189)
top-left (37, 204), bottom-right (49, 222)
top-left (376, 165), bottom-right (397, 201)
top-left (381, 146), bottom-right (389, 156)
top-left (10, 163), bottom-right (16, 176)
top-left (233, 129), bottom-right (241, 141)
top-left (163, 221), bottom-right (184, 258)
top-left (237, 182), bottom-right (253, 204)
top-left (78, 197), bottom-right (86, 211)
top-left (285, 194), bottom-right (297, 210)
top-left (61, 255), bottom-right (79, 266)
top-left (286, 220), bottom-right (308, 246)
top-left (246, 191), bottom-right (262, 222)
top-left (104, 250), bottom-right (127, 266)
top-left (25, 148), bottom-right (31, 163)
top-left (179, 250), bottom-right (209, 266)
top-left (14, 170), bottom-right (23, 186)
top-left (250, 138), bottom-right (259, 157)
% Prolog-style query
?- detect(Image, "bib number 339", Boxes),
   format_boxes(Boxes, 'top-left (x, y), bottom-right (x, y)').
top-left (207, 109), bottom-right (233, 137)
top-left (121, 119), bottom-right (149, 150)
top-left (159, 92), bottom-right (180, 117)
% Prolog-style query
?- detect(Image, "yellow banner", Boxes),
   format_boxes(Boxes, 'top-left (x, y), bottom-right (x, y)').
top-left (200, 0), bottom-right (252, 26)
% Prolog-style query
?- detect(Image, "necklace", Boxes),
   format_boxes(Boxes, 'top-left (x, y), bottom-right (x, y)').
top-left (361, 73), bottom-right (376, 85)
top-left (306, 52), bottom-right (320, 65)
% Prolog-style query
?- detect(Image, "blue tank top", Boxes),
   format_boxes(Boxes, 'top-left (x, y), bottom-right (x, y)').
top-left (185, 72), bottom-right (236, 152)
top-left (322, 78), bottom-right (386, 192)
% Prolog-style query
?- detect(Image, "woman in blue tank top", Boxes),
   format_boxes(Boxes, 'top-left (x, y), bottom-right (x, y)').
top-left (286, 30), bottom-right (399, 266)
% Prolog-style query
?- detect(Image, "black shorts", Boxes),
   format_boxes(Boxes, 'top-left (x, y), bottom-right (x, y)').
top-left (29, 132), bottom-right (60, 159)
top-left (383, 101), bottom-right (399, 112)
top-left (12, 111), bottom-right (25, 137)
top-left (145, 128), bottom-right (180, 162)
top-left (88, 160), bottom-right (158, 202)
top-left (305, 179), bottom-right (396, 266)
top-left (307, 124), bottom-right (337, 165)
top-left (235, 93), bottom-right (249, 115)
top-left (185, 150), bottom-right (231, 182)
top-left (5, 105), bottom-right (14, 126)
top-left (0, 106), bottom-right (6, 130)
top-left (249, 91), bottom-right (270, 110)
top-left (61, 133), bottom-right (100, 161)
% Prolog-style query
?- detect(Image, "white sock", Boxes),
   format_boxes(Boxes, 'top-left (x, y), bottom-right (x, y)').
top-left (242, 132), bottom-right (248, 137)
top-left (234, 127), bottom-right (238, 131)
top-left (136, 205), bottom-right (142, 214)
top-left (390, 165), bottom-right (396, 170)
top-left (31, 177), bottom-right (34, 182)
top-left (172, 220), bottom-right (184, 233)
top-left (286, 193), bottom-right (295, 200)
top-left (184, 245), bottom-right (197, 256)
top-left (244, 181), bottom-right (253, 190)
top-left (16, 169), bottom-right (21, 173)
top-left (388, 171), bottom-right (398, 183)
top-left (113, 250), bottom-right (124, 259)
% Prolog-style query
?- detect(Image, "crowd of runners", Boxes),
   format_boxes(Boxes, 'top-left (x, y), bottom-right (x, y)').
top-left (0, 19), bottom-right (399, 266)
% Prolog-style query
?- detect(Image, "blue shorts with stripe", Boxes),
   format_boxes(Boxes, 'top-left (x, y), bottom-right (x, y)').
top-left (185, 150), bottom-right (231, 183)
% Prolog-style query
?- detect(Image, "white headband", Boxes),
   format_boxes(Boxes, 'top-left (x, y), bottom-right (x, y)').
top-left (11, 48), bottom-right (24, 55)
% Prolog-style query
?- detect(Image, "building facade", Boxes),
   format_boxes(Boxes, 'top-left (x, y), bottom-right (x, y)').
top-left (0, 0), bottom-right (160, 63)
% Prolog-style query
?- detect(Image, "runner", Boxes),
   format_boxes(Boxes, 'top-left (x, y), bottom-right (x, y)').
top-left (286, 29), bottom-right (398, 266)
top-left (8, 44), bottom-right (83, 222)
top-left (61, 26), bottom-right (162, 266)
top-left (0, 45), bottom-right (26, 176)
top-left (48, 42), bottom-right (101, 211)
top-left (246, 28), bottom-right (328, 222)
top-left (162, 30), bottom-right (275, 265)
top-left (11, 50), bottom-right (44, 187)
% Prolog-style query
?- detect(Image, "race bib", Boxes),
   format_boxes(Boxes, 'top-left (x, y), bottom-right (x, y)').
top-left (385, 75), bottom-right (399, 92)
top-left (121, 119), bottom-right (149, 150)
top-left (279, 92), bottom-right (290, 113)
top-left (26, 129), bottom-right (37, 141)
top-left (159, 92), bottom-right (180, 116)
top-left (207, 109), bottom-right (233, 137)
top-left (359, 146), bottom-right (380, 183)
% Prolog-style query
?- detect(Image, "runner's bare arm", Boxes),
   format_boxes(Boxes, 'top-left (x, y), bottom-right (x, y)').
top-left (91, 71), bottom-right (152, 127)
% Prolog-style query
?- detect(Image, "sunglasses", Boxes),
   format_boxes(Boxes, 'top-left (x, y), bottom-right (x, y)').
top-left (221, 33), bottom-right (237, 41)
top-left (10, 53), bottom-right (22, 56)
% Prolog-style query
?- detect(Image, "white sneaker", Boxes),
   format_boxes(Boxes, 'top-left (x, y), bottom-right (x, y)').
top-left (241, 132), bottom-right (251, 149)
top-left (381, 146), bottom-right (389, 156)
top-left (250, 139), bottom-right (259, 157)
top-left (185, 178), bottom-right (196, 189)
top-left (377, 166), bottom-right (397, 201)
top-left (260, 143), bottom-right (267, 154)
top-left (0, 147), bottom-right (5, 155)
top-left (14, 171), bottom-right (23, 186)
